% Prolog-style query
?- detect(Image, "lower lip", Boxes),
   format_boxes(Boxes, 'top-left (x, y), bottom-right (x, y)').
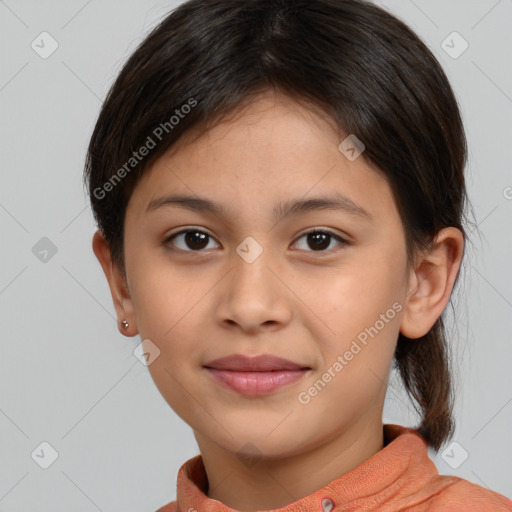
top-left (205, 368), bottom-right (309, 395)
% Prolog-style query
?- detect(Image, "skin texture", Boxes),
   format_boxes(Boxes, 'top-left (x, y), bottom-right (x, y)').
top-left (93, 91), bottom-right (464, 510)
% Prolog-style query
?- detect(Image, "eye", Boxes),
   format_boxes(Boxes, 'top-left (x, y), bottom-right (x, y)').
top-left (292, 229), bottom-right (348, 254)
top-left (164, 229), bottom-right (219, 252)
top-left (163, 227), bottom-right (349, 254)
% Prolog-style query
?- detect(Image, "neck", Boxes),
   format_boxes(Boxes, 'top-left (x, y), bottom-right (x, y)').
top-left (194, 417), bottom-right (385, 511)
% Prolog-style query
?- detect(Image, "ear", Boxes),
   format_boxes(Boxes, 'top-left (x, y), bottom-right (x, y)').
top-left (92, 229), bottom-right (138, 337)
top-left (400, 227), bottom-right (464, 339)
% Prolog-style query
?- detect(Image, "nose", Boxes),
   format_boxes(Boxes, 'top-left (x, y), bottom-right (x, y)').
top-left (215, 244), bottom-right (292, 334)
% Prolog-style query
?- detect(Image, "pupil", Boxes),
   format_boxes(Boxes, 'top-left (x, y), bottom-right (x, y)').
top-left (186, 231), bottom-right (208, 250)
top-left (309, 232), bottom-right (329, 250)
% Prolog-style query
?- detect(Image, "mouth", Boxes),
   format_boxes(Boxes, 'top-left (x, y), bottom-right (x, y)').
top-left (203, 354), bottom-right (311, 395)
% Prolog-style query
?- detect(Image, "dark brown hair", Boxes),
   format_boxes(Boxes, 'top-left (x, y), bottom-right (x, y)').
top-left (83, 0), bottom-right (470, 451)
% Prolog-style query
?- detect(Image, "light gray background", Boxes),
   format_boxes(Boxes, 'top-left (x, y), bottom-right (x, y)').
top-left (1, 0), bottom-right (511, 510)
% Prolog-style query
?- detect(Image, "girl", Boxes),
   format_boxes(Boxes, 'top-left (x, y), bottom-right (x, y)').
top-left (84, 0), bottom-right (512, 509)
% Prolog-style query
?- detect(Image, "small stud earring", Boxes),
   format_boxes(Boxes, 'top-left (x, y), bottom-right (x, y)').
top-left (121, 320), bottom-right (129, 330)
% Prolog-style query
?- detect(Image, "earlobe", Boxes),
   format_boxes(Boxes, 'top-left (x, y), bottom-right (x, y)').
top-left (91, 229), bottom-right (138, 337)
top-left (400, 227), bottom-right (464, 339)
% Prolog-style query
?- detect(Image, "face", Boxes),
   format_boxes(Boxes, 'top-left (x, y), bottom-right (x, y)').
top-left (119, 92), bottom-right (411, 458)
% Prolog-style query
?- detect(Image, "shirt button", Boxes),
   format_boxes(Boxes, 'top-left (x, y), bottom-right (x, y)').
top-left (321, 497), bottom-right (334, 512)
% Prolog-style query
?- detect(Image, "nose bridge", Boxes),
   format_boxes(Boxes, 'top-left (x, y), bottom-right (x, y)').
top-left (232, 234), bottom-right (275, 294)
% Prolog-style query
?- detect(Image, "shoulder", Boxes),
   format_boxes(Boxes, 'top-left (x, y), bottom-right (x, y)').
top-left (423, 475), bottom-right (512, 511)
top-left (155, 499), bottom-right (177, 512)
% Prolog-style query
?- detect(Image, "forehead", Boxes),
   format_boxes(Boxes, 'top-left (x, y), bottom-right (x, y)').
top-left (125, 93), bottom-right (400, 228)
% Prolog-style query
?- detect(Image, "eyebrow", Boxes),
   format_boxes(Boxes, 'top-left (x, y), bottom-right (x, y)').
top-left (146, 192), bottom-right (372, 222)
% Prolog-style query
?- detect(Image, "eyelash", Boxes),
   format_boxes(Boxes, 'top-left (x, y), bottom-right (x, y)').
top-left (163, 228), bottom-right (349, 255)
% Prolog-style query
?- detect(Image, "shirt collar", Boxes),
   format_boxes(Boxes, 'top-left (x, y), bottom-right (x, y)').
top-left (174, 424), bottom-right (442, 511)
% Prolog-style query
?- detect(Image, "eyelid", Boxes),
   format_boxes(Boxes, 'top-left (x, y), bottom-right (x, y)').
top-left (296, 226), bottom-right (350, 242)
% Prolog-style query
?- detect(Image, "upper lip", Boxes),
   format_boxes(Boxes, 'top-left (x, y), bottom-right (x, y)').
top-left (203, 354), bottom-right (310, 372)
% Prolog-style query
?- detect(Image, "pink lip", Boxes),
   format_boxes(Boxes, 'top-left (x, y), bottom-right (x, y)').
top-left (203, 354), bottom-right (311, 395)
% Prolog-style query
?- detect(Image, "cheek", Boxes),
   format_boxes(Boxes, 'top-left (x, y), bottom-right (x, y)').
top-left (300, 254), bottom-right (404, 369)
top-left (302, 261), bottom-right (400, 329)
top-left (126, 244), bottom-right (197, 337)
top-left (127, 254), bottom-right (214, 377)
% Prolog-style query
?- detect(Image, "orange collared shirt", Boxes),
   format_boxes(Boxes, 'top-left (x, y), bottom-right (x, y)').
top-left (157, 424), bottom-right (512, 512)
